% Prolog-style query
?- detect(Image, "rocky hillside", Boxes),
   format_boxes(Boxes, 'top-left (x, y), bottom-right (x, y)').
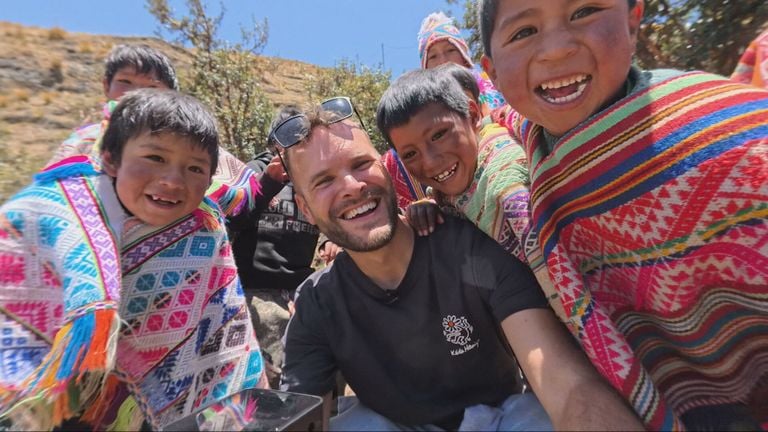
top-left (0, 21), bottom-right (322, 202)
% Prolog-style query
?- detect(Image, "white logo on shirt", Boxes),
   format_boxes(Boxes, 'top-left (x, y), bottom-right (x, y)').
top-left (442, 315), bottom-right (479, 356)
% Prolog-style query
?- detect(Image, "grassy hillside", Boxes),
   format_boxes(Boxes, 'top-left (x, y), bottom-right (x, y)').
top-left (0, 21), bottom-right (322, 202)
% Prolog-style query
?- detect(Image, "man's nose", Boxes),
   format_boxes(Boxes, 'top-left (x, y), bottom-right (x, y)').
top-left (339, 172), bottom-right (366, 196)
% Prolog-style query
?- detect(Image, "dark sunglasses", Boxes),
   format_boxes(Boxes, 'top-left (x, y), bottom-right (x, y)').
top-left (269, 96), bottom-right (366, 175)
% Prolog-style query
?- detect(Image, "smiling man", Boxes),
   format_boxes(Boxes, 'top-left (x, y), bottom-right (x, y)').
top-left (277, 99), bottom-right (643, 431)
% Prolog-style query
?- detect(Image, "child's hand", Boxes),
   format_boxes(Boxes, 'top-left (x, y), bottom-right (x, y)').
top-left (405, 199), bottom-right (444, 236)
top-left (265, 155), bottom-right (289, 183)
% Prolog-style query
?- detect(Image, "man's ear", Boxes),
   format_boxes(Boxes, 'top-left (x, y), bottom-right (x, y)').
top-left (101, 151), bottom-right (118, 177)
top-left (295, 193), bottom-right (315, 225)
top-left (481, 55), bottom-right (497, 85)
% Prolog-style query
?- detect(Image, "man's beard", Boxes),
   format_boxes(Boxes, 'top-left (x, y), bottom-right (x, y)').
top-left (316, 180), bottom-right (399, 253)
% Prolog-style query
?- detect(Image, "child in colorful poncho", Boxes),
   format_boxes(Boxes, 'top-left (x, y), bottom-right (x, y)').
top-left (48, 43), bottom-right (259, 217)
top-left (479, 0), bottom-right (768, 429)
top-left (382, 11), bottom-right (509, 210)
top-left (0, 89), bottom-right (267, 430)
top-left (377, 66), bottom-right (563, 321)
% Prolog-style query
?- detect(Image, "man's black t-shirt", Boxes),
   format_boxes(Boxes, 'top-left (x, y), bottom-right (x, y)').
top-left (281, 217), bottom-right (548, 427)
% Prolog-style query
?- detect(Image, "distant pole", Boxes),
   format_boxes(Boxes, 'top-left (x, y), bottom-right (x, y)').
top-left (381, 43), bottom-right (386, 69)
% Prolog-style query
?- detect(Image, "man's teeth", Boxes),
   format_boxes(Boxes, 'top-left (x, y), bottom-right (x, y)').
top-left (433, 163), bottom-right (458, 183)
top-left (343, 201), bottom-right (377, 220)
top-left (151, 195), bottom-right (180, 204)
top-left (539, 74), bottom-right (589, 91)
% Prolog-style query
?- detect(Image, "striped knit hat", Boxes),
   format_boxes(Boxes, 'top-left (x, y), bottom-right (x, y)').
top-left (417, 12), bottom-right (473, 69)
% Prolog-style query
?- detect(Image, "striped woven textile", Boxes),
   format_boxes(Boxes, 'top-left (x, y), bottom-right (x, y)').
top-left (382, 149), bottom-right (427, 211)
top-left (731, 29), bottom-right (768, 89)
top-left (510, 71), bottom-right (768, 430)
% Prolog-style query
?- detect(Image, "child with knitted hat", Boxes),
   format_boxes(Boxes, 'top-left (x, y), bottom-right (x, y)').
top-left (479, 0), bottom-right (768, 429)
top-left (383, 11), bottom-right (507, 211)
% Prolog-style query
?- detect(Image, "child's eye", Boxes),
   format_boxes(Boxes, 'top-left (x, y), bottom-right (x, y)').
top-left (145, 155), bottom-right (164, 163)
top-left (401, 150), bottom-right (417, 161)
top-left (189, 166), bottom-right (206, 174)
top-left (431, 129), bottom-right (447, 141)
top-left (572, 6), bottom-right (601, 20)
top-left (510, 27), bottom-right (537, 42)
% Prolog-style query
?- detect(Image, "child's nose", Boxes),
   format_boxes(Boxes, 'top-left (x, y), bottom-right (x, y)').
top-left (422, 146), bottom-right (443, 173)
top-left (538, 27), bottom-right (578, 62)
top-left (158, 168), bottom-right (185, 189)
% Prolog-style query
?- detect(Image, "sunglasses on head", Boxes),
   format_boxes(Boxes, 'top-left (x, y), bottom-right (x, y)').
top-left (270, 96), bottom-right (366, 149)
top-left (269, 96), bottom-right (366, 175)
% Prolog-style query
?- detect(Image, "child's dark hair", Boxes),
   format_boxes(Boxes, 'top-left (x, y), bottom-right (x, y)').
top-left (376, 68), bottom-right (468, 148)
top-left (436, 63), bottom-right (480, 103)
top-left (104, 44), bottom-right (179, 90)
top-left (479, 0), bottom-right (638, 58)
top-left (101, 89), bottom-right (219, 174)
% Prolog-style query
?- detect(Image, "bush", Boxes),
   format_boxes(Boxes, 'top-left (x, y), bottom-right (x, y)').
top-left (47, 27), bottom-right (66, 41)
top-left (147, 0), bottom-right (275, 161)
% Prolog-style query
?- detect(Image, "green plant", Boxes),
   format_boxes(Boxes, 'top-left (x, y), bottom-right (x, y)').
top-left (305, 59), bottom-right (391, 153)
top-left (147, 0), bottom-right (275, 160)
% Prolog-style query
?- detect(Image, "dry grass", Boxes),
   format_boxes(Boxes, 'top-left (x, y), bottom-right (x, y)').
top-left (13, 89), bottom-right (31, 102)
top-left (47, 27), bottom-right (66, 40)
top-left (0, 21), bottom-right (324, 203)
top-left (78, 40), bottom-right (93, 53)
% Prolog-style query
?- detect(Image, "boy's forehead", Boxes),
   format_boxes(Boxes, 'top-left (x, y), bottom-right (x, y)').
top-left (113, 66), bottom-right (161, 80)
top-left (129, 131), bottom-right (211, 158)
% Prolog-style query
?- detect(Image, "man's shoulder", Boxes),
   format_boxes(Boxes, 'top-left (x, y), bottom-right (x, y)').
top-left (430, 215), bottom-right (486, 244)
top-left (294, 263), bottom-right (344, 304)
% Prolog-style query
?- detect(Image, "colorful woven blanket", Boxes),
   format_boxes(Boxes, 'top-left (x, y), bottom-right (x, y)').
top-left (510, 71), bottom-right (768, 429)
top-left (46, 101), bottom-right (260, 217)
top-left (382, 149), bottom-right (427, 211)
top-left (0, 158), bottom-right (266, 430)
top-left (732, 29), bottom-right (768, 89)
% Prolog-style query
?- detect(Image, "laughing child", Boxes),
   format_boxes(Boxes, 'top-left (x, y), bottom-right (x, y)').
top-left (479, 0), bottom-right (768, 429)
top-left (377, 66), bottom-right (564, 321)
top-left (0, 89), bottom-right (267, 430)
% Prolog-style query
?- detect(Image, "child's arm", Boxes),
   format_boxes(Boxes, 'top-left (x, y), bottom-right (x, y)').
top-left (405, 198), bottom-right (444, 236)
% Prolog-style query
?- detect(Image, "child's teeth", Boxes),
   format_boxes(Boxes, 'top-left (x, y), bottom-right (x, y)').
top-left (433, 163), bottom-right (458, 182)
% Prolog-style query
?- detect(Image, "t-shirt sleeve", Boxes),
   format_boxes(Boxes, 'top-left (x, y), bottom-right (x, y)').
top-left (468, 222), bottom-right (548, 321)
top-left (280, 277), bottom-right (338, 396)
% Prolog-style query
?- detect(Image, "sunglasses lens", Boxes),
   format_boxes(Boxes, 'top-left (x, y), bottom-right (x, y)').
top-left (273, 116), bottom-right (309, 148)
top-left (321, 97), bottom-right (353, 121)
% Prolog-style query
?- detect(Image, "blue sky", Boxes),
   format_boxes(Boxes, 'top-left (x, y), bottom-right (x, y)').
top-left (2, 0), bottom-right (467, 77)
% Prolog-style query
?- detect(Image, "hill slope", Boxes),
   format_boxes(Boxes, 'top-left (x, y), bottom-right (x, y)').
top-left (0, 21), bottom-right (322, 201)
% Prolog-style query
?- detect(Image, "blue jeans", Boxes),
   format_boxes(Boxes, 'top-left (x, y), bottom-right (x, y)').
top-left (329, 393), bottom-right (553, 431)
